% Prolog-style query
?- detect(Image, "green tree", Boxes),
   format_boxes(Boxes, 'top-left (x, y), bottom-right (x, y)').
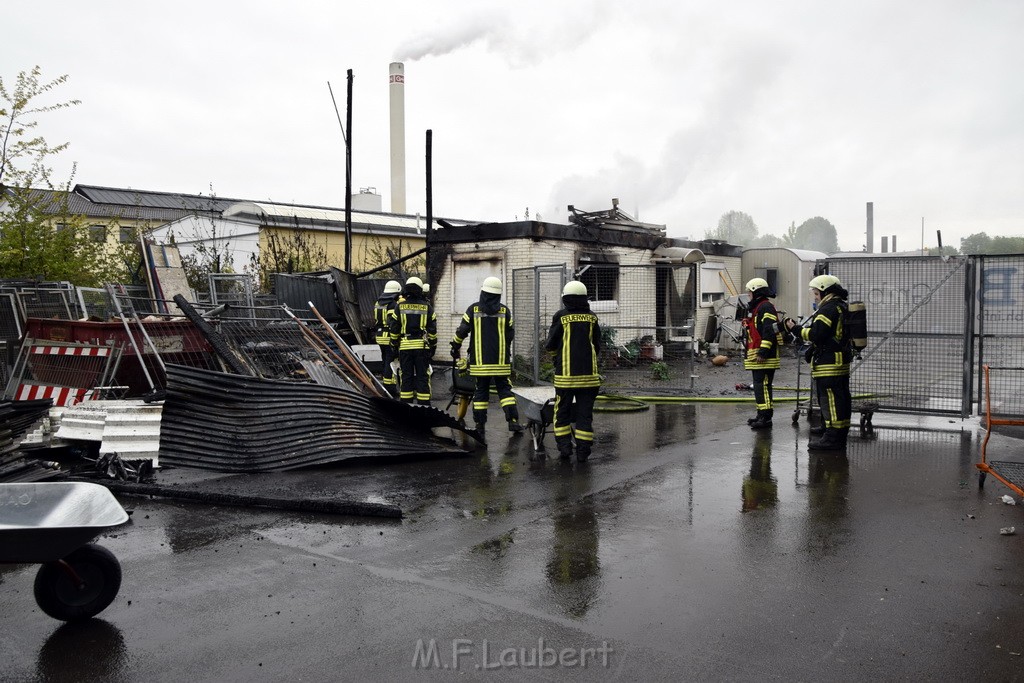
top-left (791, 216), bottom-right (839, 253)
top-left (780, 222), bottom-right (800, 247)
top-left (705, 210), bottom-right (758, 245)
top-left (960, 232), bottom-right (1024, 255)
top-left (0, 66), bottom-right (80, 187)
top-left (750, 233), bottom-right (784, 247)
top-left (0, 66), bottom-right (117, 284)
top-left (0, 183), bottom-right (119, 285)
top-left (248, 227), bottom-right (328, 292)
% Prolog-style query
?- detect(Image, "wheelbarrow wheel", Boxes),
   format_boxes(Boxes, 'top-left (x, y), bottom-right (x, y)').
top-left (34, 544), bottom-right (122, 622)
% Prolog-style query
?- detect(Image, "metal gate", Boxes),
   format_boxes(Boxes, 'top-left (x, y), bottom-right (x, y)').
top-left (512, 263), bottom-right (698, 393)
top-left (827, 256), bottom-right (971, 416)
top-left (511, 265), bottom-right (567, 383)
top-left (975, 254), bottom-right (1024, 419)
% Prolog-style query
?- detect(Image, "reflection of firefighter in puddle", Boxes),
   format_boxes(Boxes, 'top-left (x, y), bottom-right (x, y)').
top-left (805, 453), bottom-right (851, 555)
top-left (742, 433), bottom-right (779, 512)
top-left (545, 473), bottom-right (601, 619)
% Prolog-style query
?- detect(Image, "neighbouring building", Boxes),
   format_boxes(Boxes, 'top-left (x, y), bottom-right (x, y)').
top-left (741, 247), bottom-right (828, 322)
top-left (426, 203), bottom-right (740, 390)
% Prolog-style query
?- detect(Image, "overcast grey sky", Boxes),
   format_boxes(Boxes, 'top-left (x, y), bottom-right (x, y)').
top-left (5, 0), bottom-right (1022, 251)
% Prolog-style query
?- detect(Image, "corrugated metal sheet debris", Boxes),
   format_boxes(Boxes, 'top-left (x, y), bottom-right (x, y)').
top-left (159, 364), bottom-right (471, 472)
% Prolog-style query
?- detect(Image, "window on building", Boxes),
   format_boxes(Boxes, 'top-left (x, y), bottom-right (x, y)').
top-left (755, 267), bottom-right (779, 295)
top-left (54, 223), bottom-right (68, 234)
top-left (577, 252), bottom-right (619, 305)
top-left (89, 225), bottom-right (107, 243)
top-left (700, 262), bottom-right (727, 306)
top-left (119, 227), bottom-right (134, 244)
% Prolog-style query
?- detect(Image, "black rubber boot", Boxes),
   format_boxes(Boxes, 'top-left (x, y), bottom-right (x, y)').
top-left (473, 410), bottom-right (487, 443)
top-left (556, 436), bottom-right (574, 460)
top-left (809, 424), bottom-right (826, 436)
top-left (503, 405), bottom-right (524, 433)
top-left (750, 409), bottom-right (773, 430)
top-left (576, 441), bottom-right (592, 462)
top-left (747, 411), bottom-right (762, 426)
top-left (808, 428), bottom-right (845, 451)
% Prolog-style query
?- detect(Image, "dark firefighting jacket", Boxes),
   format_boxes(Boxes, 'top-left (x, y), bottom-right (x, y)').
top-left (544, 294), bottom-right (602, 389)
top-left (451, 291), bottom-right (514, 377)
top-left (388, 292), bottom-right (437, 351)
top-left (743, 295), bottom-right (782, 370)
top-left (373, 292), bottom-right (398, 345)
top-left (798, 293), bottom-right (851, 378)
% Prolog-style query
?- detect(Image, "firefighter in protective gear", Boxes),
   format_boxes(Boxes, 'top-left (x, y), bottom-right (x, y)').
top-left (373, 280), bottom-right (402, 397)
top-left (784, 274), bottom-right (852, 450)
top-left (388, 276), bottom-right (437, 405)
top-left (544, 280), bottom-right (602, 462)
top-left (743, 277), bottom-right (782, 430)
top-left (450, 276), bottom-right (523, 436)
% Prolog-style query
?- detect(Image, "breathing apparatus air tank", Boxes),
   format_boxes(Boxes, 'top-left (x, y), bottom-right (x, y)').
top-left (848, 301), bottom-right (868, 352)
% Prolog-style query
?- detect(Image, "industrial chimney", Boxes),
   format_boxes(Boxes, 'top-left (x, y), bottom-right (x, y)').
top-left (389, 62), bottom-right (406, 214)
top-left (866, 202), bottom-right (874, 253)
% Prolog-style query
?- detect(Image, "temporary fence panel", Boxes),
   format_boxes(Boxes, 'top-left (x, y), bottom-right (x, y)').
top-left (0, 294), bottom-right (21, 374)
top-left (3, 340), bottom-right (120, 406)
top-left (975, 255), bottom-right (1024, 419)
top-left (588, 264), bottom-right (697, 394)
top-left (15, 289), bottom-right (75, 322)
top-left (77, 287), bottom-right (113, 320)
top-left (511, 265), bottom-right (567, 384)
top-left (827, 256), bottom-right (970, 417)
top-left (209, 274), bottom-right (256, 321)
top-left (511, 263), bottom-right (698, 393)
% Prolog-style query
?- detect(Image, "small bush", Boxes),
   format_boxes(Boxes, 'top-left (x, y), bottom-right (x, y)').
top-left (651, 361), bottom-right (670, 381)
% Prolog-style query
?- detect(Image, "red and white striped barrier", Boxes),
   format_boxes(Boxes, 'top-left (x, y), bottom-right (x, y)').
top-left (15, 384), bottom-right (95, 406)
top-left (29, 345), bottom-right (112, 357)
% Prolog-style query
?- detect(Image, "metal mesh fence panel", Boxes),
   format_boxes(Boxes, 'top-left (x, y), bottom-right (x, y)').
top-left (592, 264), bottom-right (697, 394)
top-left (976, 255), bottom-right (1024, 418)
top-left (828, 256), bottom-right (969, 416)
top-left (77, 287), bottom-right (113, 320)
top-left (0, 294), bottom-right (22, 352)
top-left (511, 265), bottom-right (566, 383)
top-left (511, 263), bottom-right (697, 393)
top-left (15, 289), bottom-right (74, 321)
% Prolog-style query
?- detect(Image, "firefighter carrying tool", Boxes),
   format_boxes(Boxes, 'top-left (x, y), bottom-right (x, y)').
top-left (784, 274), bottom-right (853, 451)
top-left (742, 277), bottom-right (782, 430)
top-left (544, 280), bottom-right (602, 462)
top-left (450, 276), bottom-right (523, 439)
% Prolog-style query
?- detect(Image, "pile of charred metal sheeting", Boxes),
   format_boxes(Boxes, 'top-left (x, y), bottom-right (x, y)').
top-left (159, 364), bottom-right (472, 472)
top-left (0, 399), bottom-right (65, 483)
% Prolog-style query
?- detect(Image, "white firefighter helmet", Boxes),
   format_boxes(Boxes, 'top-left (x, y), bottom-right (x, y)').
top-left (808, 274), bottom-right (840, 292)
top-left (405, 276), bottom-right (423, 288)
top-left (563, 280), bottom-right (587, 296)
top-left (745, 277), bottom-right (769, 293)
top-left (421, 283), bottom-right (430, 293)
top-left (481, 277), bottom-right (502, 294)
top-left (383, 280), bottom-right (402, 294)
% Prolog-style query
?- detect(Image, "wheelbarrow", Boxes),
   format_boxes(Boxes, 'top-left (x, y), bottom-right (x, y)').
top-left (1, 482), bottom-right (129, 622)
top-left (512, 386), bottom-right (574, 454)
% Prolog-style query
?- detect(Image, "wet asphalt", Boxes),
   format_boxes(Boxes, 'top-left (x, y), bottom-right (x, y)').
top-left (3, 400), bottom-right (1024, 682)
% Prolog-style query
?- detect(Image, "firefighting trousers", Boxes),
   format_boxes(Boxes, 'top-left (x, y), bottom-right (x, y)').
top-left (398, 348), bottom-right (432, 403)
top-left (378, 343), bottom-right (396, 391)
top-left (751, 368), bottom-right (776, 411)
top-left (553, 386), bottom-right (599, 444)
top-left (472, 375), bottom-right (518, 423)
top-left (815, 374), bottom-right (851, 429)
